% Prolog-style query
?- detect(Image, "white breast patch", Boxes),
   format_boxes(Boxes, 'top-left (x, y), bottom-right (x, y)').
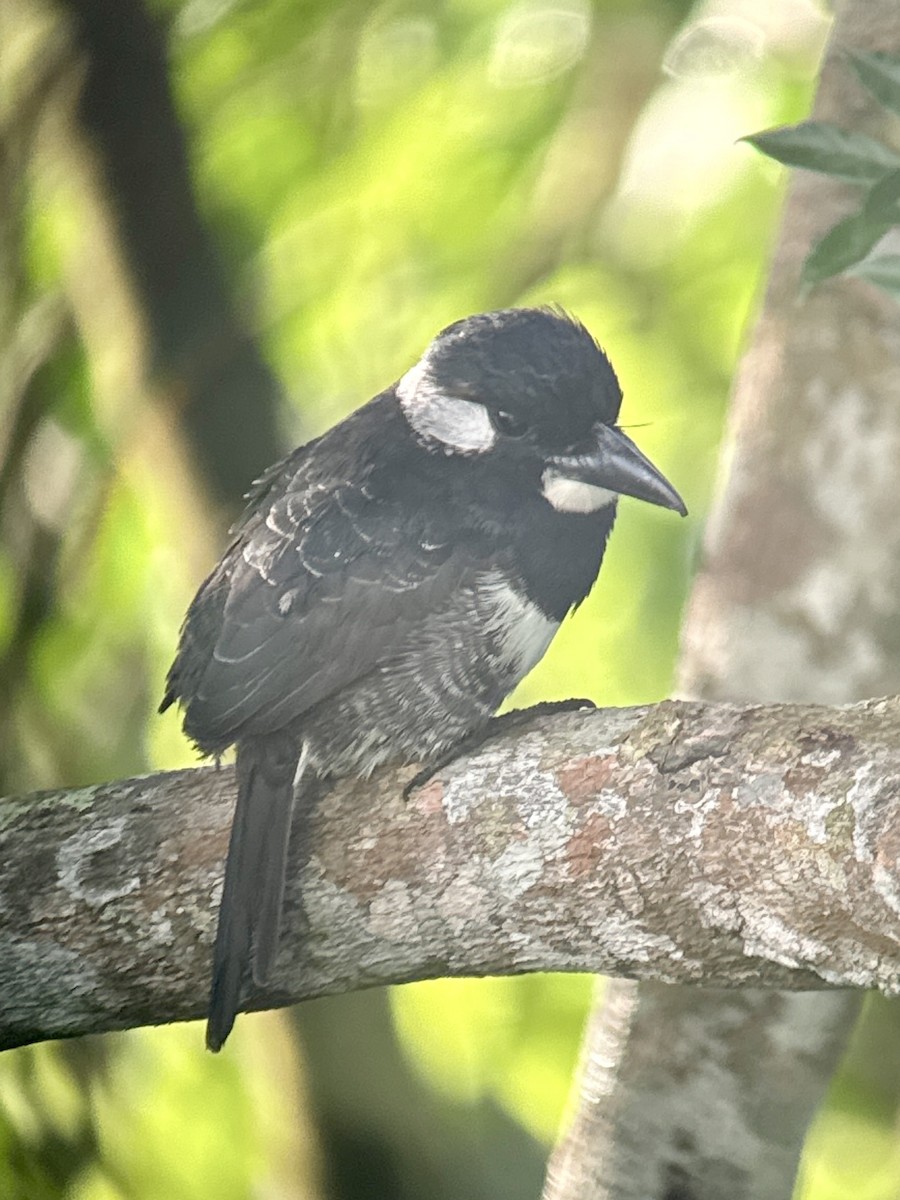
top-left (480, 570), bottom-right (559, 681)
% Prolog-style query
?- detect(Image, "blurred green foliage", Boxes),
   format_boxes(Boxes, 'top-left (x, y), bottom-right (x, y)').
top-left (7, 0), bottom-right (900, 1198)
top-left (0, 1026), bottom-right (303, 1200)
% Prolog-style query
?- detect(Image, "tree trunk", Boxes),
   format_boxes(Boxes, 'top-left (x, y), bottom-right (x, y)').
top-left (544, 1), bottom-right (900, 1197)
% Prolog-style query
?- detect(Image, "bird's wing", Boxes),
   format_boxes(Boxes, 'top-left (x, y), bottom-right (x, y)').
top-left (170, 461), bottom-right (492, 749)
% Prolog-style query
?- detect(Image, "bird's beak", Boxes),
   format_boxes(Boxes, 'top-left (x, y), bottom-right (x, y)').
top-left (553, 424), bottom-right (687, 516)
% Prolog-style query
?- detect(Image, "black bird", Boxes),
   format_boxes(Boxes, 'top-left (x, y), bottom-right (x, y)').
top-left (161, 307), bottom-right (686, 1050)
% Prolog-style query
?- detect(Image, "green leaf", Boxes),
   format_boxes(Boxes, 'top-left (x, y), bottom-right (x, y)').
top-left (848, 51), bottom-right (900, 118)
top-left (801, 169), bottom-right (900, 289)
top-left (863, 167), bottom-right (900, 222)
top-left (845, 254), bottom-right (900, 300)
top-left (803, 209), bottom-right (892, 288)
top-left (742, 121), bottom-right (900, 182)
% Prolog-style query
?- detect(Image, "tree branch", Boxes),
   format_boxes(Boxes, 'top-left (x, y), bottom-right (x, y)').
top-left (3, 698), bottom-right (899, 1050)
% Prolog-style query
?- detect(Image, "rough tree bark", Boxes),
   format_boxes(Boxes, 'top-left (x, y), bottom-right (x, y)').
top-left (2, 697), bottom-right (900, 1050)
top-left (544, 2), bottom-right (900, 1199)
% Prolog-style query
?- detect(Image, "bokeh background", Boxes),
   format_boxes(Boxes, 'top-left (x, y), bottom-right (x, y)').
top-left (7, 0), bottom-right (897, 1197)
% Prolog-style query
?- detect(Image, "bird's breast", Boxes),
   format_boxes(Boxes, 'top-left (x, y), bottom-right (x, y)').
top-left (295, 569), bottom-right (559, 777)
top-left (511, 504), bottom-right (617, 623)
top-left (477, 570), bottom-right (559, 680)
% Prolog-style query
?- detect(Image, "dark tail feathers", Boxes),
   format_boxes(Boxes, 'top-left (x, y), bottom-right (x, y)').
top-left (206, 732), bottom-right (301, 1051)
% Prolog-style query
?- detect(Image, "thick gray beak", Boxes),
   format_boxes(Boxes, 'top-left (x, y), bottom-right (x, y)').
top-left (554, 424), bottom-right (687, 516)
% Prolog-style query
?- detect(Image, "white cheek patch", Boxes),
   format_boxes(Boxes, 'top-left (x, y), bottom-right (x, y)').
top-left (542, 469), bottom-right (617, 514)
top-left (398, 360), bottom-right (496, 455)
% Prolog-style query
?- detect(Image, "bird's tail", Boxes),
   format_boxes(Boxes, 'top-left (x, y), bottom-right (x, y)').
top-left (206, 732), bottom-right (302, 1052)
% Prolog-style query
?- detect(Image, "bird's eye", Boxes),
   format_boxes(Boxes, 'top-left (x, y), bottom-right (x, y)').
top-left (492, 410), bottom-right (529, 438)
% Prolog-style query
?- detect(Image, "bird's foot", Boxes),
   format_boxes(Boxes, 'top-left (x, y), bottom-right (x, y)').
top-left (402, 698), bottom-right (597, 799)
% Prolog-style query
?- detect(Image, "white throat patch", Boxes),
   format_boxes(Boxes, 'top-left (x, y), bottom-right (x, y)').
top-left (397, 358), bottom-right (496, 455)
top-left (541, 469), bottom-right (617, 514)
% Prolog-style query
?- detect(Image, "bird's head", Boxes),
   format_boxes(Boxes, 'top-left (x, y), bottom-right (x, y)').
top-left (396, 307), bottom-right (686, 517)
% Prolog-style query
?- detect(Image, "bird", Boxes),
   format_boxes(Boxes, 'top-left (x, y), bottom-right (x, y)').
top-left (160, 307), bottom-right (686, 1050)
